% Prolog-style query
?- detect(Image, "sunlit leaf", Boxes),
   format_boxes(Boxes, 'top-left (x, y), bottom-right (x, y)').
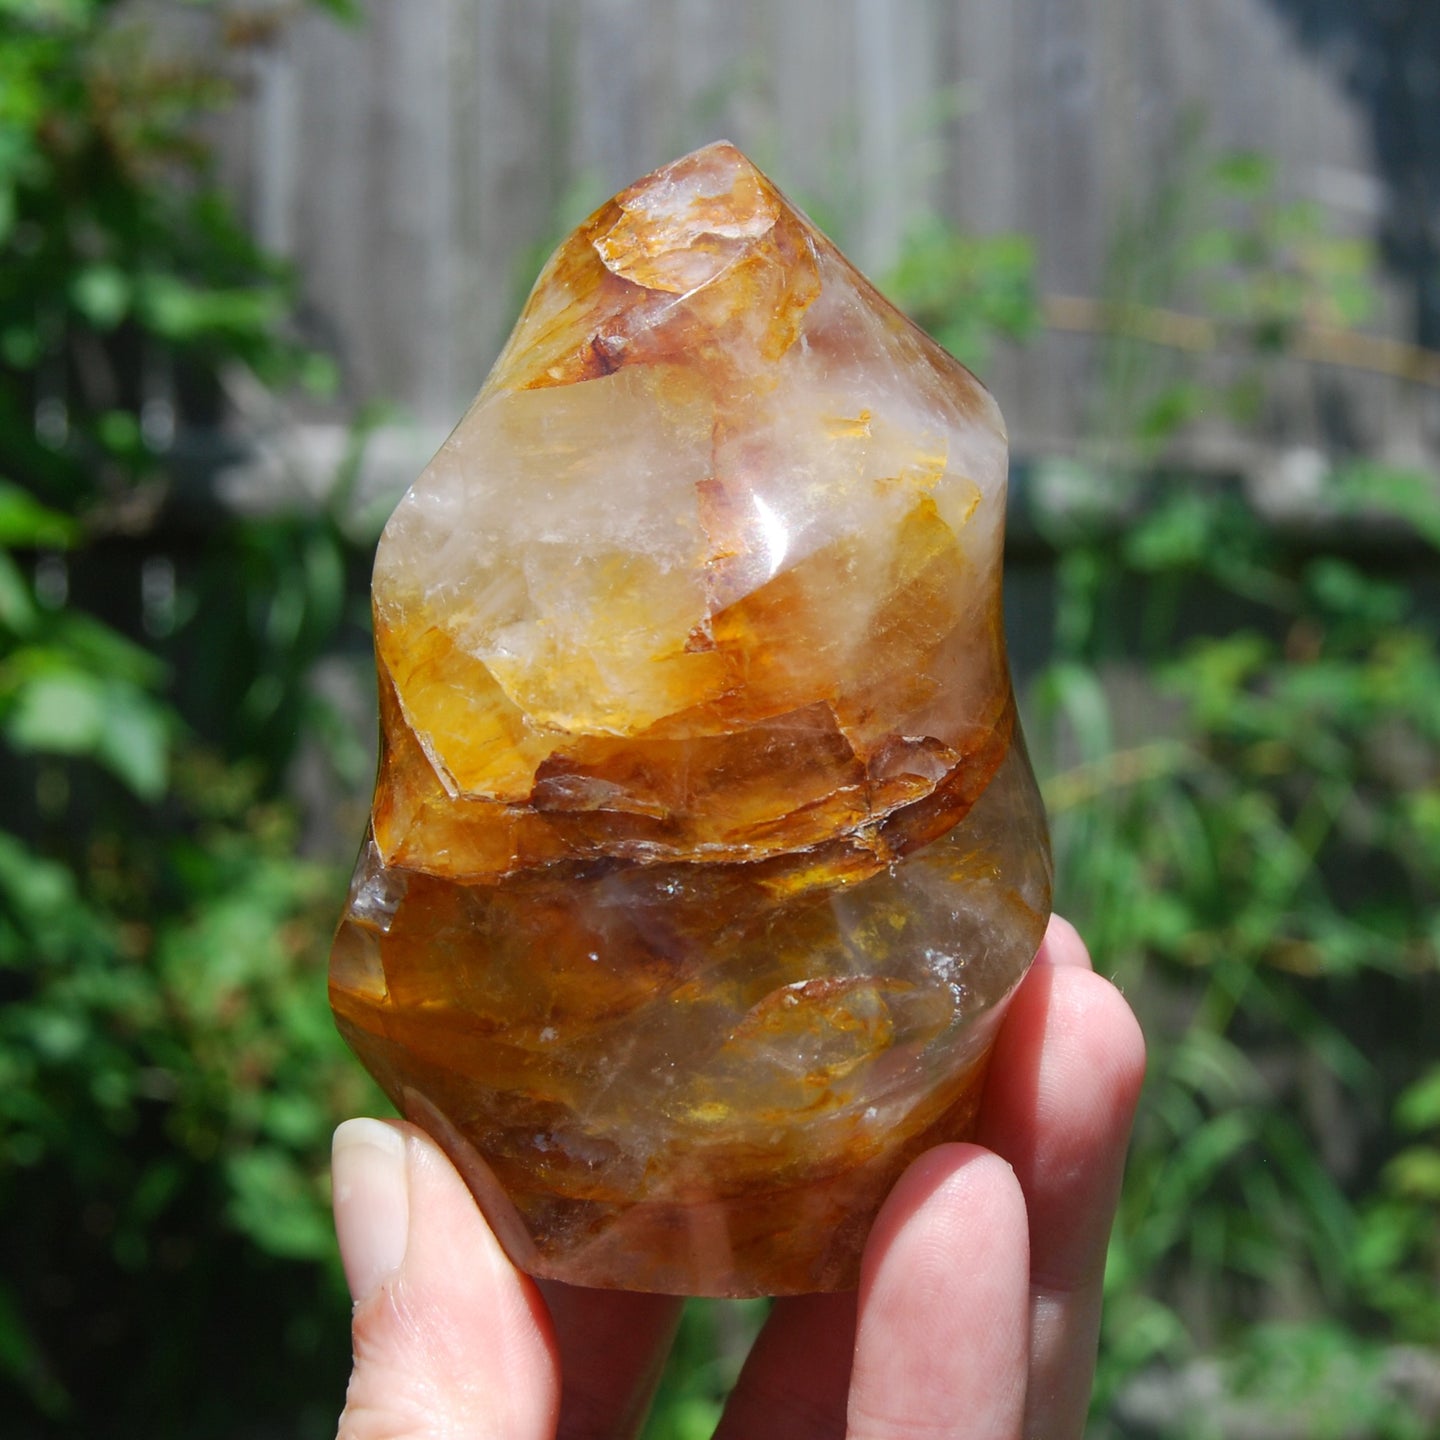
top-left (1332, 462), bottom-right (1440, 550)
top-left (69, 264), bottom-right (130, 329)
top-left (1396, 1065), bottom-right (1440, 1133)
top-left (0, 482), bottom-right (79, 548)
top-left (4, 668), bottom-right (107, 755)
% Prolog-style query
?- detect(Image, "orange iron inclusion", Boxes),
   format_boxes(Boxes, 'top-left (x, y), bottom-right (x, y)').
top-left (329, 142), bottom-right (1052, 1296)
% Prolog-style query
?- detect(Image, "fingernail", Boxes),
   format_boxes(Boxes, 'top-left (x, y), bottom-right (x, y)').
top-left (332, 1118), bottom-right (410, 1302)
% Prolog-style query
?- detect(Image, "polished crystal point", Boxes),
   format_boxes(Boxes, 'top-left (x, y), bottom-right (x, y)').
top-left (330, 142), bottom-right (1052, 1296)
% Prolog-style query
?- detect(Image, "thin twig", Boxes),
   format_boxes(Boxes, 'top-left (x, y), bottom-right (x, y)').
top-left (1044, 294), bottom-right (1440, 388)
top-left (1041, 739), bottom-right (1194, 812)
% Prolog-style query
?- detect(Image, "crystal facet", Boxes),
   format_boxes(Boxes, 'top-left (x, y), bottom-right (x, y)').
top-left (330, 143), bottom-right (1052, 1296)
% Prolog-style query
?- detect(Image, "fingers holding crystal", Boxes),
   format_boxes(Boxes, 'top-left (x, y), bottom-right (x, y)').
top-left (1034, 911), bottom-right (1093, 970)
top-left (536, 1282), bottom-right (682, 1440)
top-left (329, 914), bottom-right (1140, 1439)
top-left (333, 1120), bottom-right (560, 1440)
top-left (332, 142), bottom-right (1052, 1295)
top-left (846, 1144), bottom-right (1030, 1440)
top-left (712, 1291), bottom-right (858, 1440)
top-left (978, 938), bottom-right (1147, 1440)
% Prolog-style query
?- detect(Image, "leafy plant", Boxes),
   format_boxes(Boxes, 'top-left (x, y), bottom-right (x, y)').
top-left (1012, 140), bottom-right (1440, 1435)
top-left (0, 3), bottom-right (374, 1435)
top-left (888, 221), bottom-right (1041, 373)
top-left (644, 1300), bottom-right (767, 1440)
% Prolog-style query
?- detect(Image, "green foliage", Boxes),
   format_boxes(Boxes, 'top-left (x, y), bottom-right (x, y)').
top-left (887, 222), bottom-right (1041, 373)
top-left (1084, 124), bottom-right (1384, 474)
top-left (1068, 479), bottom-right (1440, 1350)
top-left (1010, 142), bottom-right (1440, 1435)
top-left (0, 3), bottom-right (374, 1435)
top-left (643, 1300), bottom-right (767, 1440)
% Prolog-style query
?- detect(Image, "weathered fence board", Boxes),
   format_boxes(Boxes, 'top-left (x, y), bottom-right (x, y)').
top-left (200, 0), bottom-right (1436, 480)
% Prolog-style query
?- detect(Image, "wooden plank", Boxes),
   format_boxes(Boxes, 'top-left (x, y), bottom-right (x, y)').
top-left (566, 0), bottom-right (659, 197)
top-left (848, 0), bottom-right (944, 275)
top-left (288, 6), bottom-right (375, 397)
top-left (665, 0), bottom-right (759, 154)
top-left (770, 0), bottom-right (857, 224)
top-left (190, 0), bottom-right (1437, 473)
top-left (942, 2), bottom-right (1029, 429)
top-left (451, 0), bottom-right (567, 399)
top-left (365, 1), bottom-right (456, 417)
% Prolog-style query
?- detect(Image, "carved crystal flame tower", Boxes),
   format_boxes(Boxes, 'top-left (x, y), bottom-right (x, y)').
top-left (330, 142), bottom-right (1052, 1296)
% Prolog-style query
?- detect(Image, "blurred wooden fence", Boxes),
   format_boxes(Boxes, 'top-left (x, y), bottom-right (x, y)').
top-left (193, 0), bottom-right (1438, 493)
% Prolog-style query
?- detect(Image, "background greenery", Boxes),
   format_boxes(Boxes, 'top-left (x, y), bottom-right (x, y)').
top-left (0, 4), bottom-right (1435, 1437)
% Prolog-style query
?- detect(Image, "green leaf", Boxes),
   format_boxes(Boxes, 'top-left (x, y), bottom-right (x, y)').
top-left (136, 273), bottom-right (286, 344)
top-left (69, 264), bottom-right (131, 329)
top-left (0, 325), bottom-right (41, 368)
top-left (96, 409), bottom-right (142, 455)
top-left (0, 0), bottom-right (92, 25)
top-left (4, 670), bottom-right (170, 800)
top-left (223, 1149), bottom-right (333, 1261)
top-left (1332, 463), bottom-right (1440, 550)
top-left (885, 219), bottom-right (1039, 372)
top-left (0, 1276), bottom-right (69, 1419)
top-left (47, 609), bottom-right (167, 687)
top-left (0, 483), bottom-right (79, 548)
top-left (4, 669), bottom-right (107, 755)
top-left (1382, 1145), bottom-right (1440, 1200)
top-left (307, 0), bottom-right (363, 20)
top-left (1211, 150), bottom-right (1275, 196)
top-left (1304, 557), bottom-right (1408, 627)
top-left (29, 1009), bottom-right (86, 1062)
top-left (92, 682), bottom-right (170, 800)
top-left (0, 550), bottom-right (37, 633)
top-left (0, 831), bottom-right (80, 937)
top-left (1124, 490), bottom-right (1219, 570)
top-left (1136, 381), bottom-right (1207, 445)
top-left (1037, 661), bottom-right (1114, 764)
top-left (1185, 224), bottom-right (1243, 270)
top-left (297, 350), bottom-right (340, 397)
top-left (1163, 631), bottom-right (1271, 726)
top-left (1396, 1065), bottom-right (1440, 1133)
top-left (655, 1397), bottom-right (723, 1440)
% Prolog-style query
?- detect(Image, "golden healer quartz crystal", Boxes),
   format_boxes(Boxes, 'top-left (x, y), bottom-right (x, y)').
top-left (330, 142), bottom-right (1053, 1297)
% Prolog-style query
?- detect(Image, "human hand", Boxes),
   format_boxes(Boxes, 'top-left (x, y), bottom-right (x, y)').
top-left (331, 913), bottom-right (1145, 1439)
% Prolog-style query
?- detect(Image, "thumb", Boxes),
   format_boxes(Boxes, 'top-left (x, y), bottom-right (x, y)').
top-left (332, 1118), bottom-right (559, 1440)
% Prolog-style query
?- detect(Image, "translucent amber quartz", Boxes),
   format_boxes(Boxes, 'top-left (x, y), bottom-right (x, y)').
top-left (330, 143), bottom-right (1052, 1296)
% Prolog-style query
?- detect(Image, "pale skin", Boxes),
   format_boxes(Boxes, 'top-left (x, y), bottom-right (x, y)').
top-left (331, 914), bottom-right (1146, 1440)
